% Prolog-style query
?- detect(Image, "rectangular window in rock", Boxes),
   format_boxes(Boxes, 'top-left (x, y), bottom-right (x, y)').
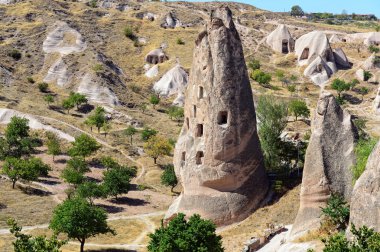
top-left (193, 105), bottom-right (197, 118)
top-left (196, 124), bottom-right (203, 137)
top-left (181, 152), bottom-right (186, 162)
top-left (217, 111), bottom-right (228, 125)
top-left (186, 118), bottom-right (189, 129)
top-left (196, 151), bottom-right (204, 165)
top-left (198, 86), bottom-right (204, 99)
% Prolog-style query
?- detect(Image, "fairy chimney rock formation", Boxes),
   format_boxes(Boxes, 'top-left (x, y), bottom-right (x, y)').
top-left (266, 24), bottom-right (295, 54)
top-left (291, 92), bottom-right (357, 237)
top-left (349, 140), bottom-right (380, 232)
top-left (165, 6), bottom-right (269, 225)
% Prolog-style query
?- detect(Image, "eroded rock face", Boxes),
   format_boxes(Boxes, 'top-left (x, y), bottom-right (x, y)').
top-left (266, 24), bottom-right (295, 54)
top-left (349, 141), bottom-right (380, 232)
top-left (291, 92), bottom-right (357, 237)
top-left (165, 6), bottom-right (269, 225)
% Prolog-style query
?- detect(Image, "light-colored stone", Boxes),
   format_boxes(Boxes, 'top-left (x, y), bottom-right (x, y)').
top-left (333, 48), bottom-right (351, 69)
top-left (303, 56), bottom-right (337, 86)
top-left (145, 48), bottom-right (168, 64)
top-left (356, 69), bottom-right (365, 81)
top-left (266, 24), bottom-right (294, 54)
top-left (153, 65), bottom-right (188, 97)
top-left (145, 65), bottom-right (159, 78)
top-left (345, 32), bottom-right (380, 46)
top-left (373, 85), bottom-right (380, 114)
top-left (291, 92), bottom-right (357, 237)
top-left (349, 141), bottom-right (380, 232)
top-left (165, 6), bottom-right (269, 226)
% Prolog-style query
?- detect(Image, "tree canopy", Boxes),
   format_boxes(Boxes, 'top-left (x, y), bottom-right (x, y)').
top-left (68, 134), bottom-right (100, 159)
top-left (290, 5), bottom-right (304, 16)
top-left (160, 164), bottom-right (178, 193)
top-left (289, 99), bottom-right (310, 121)
top-left (144, 135), bottom-right (172, 164)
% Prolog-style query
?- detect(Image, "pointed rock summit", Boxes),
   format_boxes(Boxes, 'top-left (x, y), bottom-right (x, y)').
top-left (291, 92), bottom-right (357, 237)
top-left (165, 6), bottom-right (269, 225)
top-left (349, 140), bottom-right (380, 232)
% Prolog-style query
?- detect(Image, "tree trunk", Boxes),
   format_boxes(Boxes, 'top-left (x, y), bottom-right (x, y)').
top-left (12, 180), bottom-right (16, 189)
top-left (97, 127), bottom-right (100, 133)
top-left (90, 126), bottom-right (93, 132)
top-left (80, 238), bottom-right (85, 252)
top-left (154, 157), bottom-right (157, 164)
top-left (130, 136), bottom-right (133, 145)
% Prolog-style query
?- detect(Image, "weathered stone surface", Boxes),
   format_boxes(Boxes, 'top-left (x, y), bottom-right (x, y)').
top-left (165, 6), bottom-right (269, 225)
top-left (291, 92), bottom-right (357, 237)
top-left (303, 56), bottom-right (337, 86)
top-left (266, 24), bottom-right (294, 54)
top-left (145, 48), bottom-right (168, 64)
top-left (349, 141), bottom-right (380, 232)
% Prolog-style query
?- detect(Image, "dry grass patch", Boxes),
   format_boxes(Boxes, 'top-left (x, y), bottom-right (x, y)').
top-left (0, 180), bottom-right (57, 229)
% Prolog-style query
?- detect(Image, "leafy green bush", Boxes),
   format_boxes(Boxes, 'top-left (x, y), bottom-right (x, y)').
top-left (251, 69), bottom-right (272, 86)
top-left (141, 127), bottom-right (158, 141)
top-left (38, 82), bottom-right (49, 92)
top-left (160, 164), bottom-right (178, 193)
top-left (321, 194), bottom-right (350, 231)
top-left (364, 71), bottom-right (373, 82)
top-left (89, 0), bottom-right (97, 8)
top-left (247, 59), bottom-right (261, 70)
top-left (148, 213), bottom-right (223, 252)
top-left (322, 225), bottom-right (380, 252)
top-left (352, 138), bottom-right (377, 181)
top-left (331, 79), bottom-right (350, 98)
top-left (123, 26), bottom-right (135, 40)
top-left (289, 99), bottom-right (310, 121)
top-left (92, 64), bottom-right (104, 73)
top-left (368, 45), bottom-right (380, 53)
top-left (27, 77), bottom-right (35, 84)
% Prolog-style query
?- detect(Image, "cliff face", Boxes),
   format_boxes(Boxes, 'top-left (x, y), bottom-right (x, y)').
top-left (291, 92), bottom-right (357, 237)
top-left (349, 141), bottom-right (380, 232)
top-left (165, 6), bottom-right (269, 225)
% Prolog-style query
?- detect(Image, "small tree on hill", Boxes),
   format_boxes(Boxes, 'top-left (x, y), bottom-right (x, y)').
top-left (289, 99), bottom-right (310, 121)
top-left (8, 219), bottom-right (66, 252)
top-left (144, 135), bottom-right (172, 164)
top-left (44, 95), bottom-right (54, 108)
top-left (76, 181), bottom-right (106, 204)
top-left (46, 133), bottom-right (61, 161)
top-left (124, 126), bottom-right (137, 145)
top-left (102, 122), bottom-right (111, 138)
top-left (150, 94), bottom-right (160, 109)
top-left (103, 167), bottom-right (135, 199)
top-left (69, 92), bottom-right (88, 110)
top-left (148, 213), bottom-right (223, 252)
top-left (364, 71), bottom-right (373, 82)
top-left (141, 127), bottom-right (158, 141)
top-left (290, 5), bottom-right (304, 16)
top-left (100, 156), bottom-right (119, 170)
top-left (251, 70), bottom-right (272, 87)
top-left (62, 99), bottom-right (75, 114)
top-left (357, 87), bottom-right (369, 101)
top-left (247, 59), bottom-right (261, 70)
top-left (50, 197), bottom-right (115, 252)
top-left (87, 106), bottom-right (106, 133)
top-left (160, 164), bottom-right (178, 193)
top-left (331, 79), bottom-right (350, 98)
top-left (38, 82), bottom-right (49, 93)
top-left (68, 134), bottom-right (100, 160)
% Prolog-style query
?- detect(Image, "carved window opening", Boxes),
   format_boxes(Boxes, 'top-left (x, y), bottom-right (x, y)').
top-left (196, 124), bottom-right (203, 137)
top-left (217, 111), bottom-right (228, 125)
top-left (282, 39), bottom-right (289, 54)
top-left (198, 86), bottom-right (204, 99)
top-left (300, 47), bottom-right (309, 60)
top-left (196, 151), bottom-right (204, 165)
top-left (181, 152), bottom-right (186, 162)
top-left (193, 105), bottom-right (197, 118)
top-left (186, 117), bottom-right (189, 129)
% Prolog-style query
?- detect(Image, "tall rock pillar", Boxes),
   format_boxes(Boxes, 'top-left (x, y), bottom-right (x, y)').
top-left (165, 6), bottom-right (269, 225)
top-left (291, 92), bottom-right (357, 237)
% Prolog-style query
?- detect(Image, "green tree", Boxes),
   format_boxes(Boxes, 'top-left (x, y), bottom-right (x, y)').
top-left (123, 26), bottom-right (135, 40)
top-left (368, 45), bottom-right (380, 53)
top-left (103, 167), bottom-right (134, 199)
top-left (349, 79), bottom-right (360, 90)
top-left (148, 213), bottom-right (223, 252)
top-left (76, 181), bottom-right (105, 204)
top-left (352, 138), bottom-right (377, 181)
top-left (7, 218), bottom-right (66, 252)
top-left (87, 106), bottom-right (106, 133)
top-left (363, 71), bottom-right (373, 82)
top-left (1, 116), bottom-right (34, 158)
top-left (69, 92), bottom-right (87, 110)
top-left (141, 127), bottom-right (158, 141)
top-left (68, 134), bottom-right (100, 160)
top-left (124, 126), bottom-right (137, 145)
top-left (168, 106), bottom-right (184, 125)
top-left (331, 79), bottom-right (350, 98)
top-left (290, 5), bottom-right (304, 16)
top-left (321, 194), bottom-right (350, 231)
top-left (38, 82), bottom-right (49, 93)
top-left (46, 133), bottom-right (61, 161)
top-left (247, 59), bottom-right (261, 70)
top-left (287, 84), bottom-right (296, 95)
top-left (62, 99), bottom-right (75, 114)
top-left (100, 156), bottom-right (119, 170)
top-left (61, 167), bottom-right (85, 187)
top-left (144, 135), bottom-right (172, 164)
top-left (256, 95), bottom-right (288, 171)
top-left (50, 197), bottom-right (115, 252)
top-left (289, 99), bottom-right (310, 121)
top-left (150, 94), bottom-right (160, 109)
top-left (44, 95), bottom-right (54, 108)
top-left (251, 69), bottom-right (272, 86)
top-left (2, 157), bottom-right (49, 189)
top-left (67, 157), bottom-right (90, 174)
top-left (160, 164), bottom-right (177, 193)
top-left (102, 122), bottom-right (111, 138)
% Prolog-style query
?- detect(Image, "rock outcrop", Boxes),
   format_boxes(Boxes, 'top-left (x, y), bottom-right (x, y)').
top-left (303, 56), bottom-right (337, 86)
top-left (373, 85), bottom-right (380, 114)
top-left (266, 24), bottom-right (295, 54)
top-left (291, 92), bottom-right (357, 237)
top-left (165, 6), bottom-right (269, 225)
top-left (333, 48), bottom-right (351, 69)
top-left (161, 12), bottom-right (182, 29)
top-left (145, 48), bottom-right (168, 64)
top-left (345, 32), bottom-right (380, 46)
top-left (349, 140), bottom-right (380, 232)
top-left (153, 65), bottom-right (188, 106)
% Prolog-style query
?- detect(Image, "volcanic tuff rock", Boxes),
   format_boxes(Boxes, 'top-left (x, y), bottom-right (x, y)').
top-left (266, 24), bottom-right (295, 54)
top-left (349, 140), bottom-right (380, 232)
top-left (165, 6), bottom-right (269, 225)
top-left (291, 92), bottom-right (357, 237)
